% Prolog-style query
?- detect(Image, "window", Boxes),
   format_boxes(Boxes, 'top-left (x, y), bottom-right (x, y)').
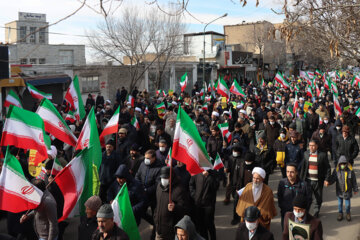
top-left (19, 26), bottom-right (27, 43)
top-left (39, 27), bottom-right (46, 44)
top-left (20, 58), bottom-right (27, 64)
top-left (59, 50), bottom-right (74, 65)
top-left (30, 58), bottom-right (37, 64)
top-left (39, 58), bottom-right (46, 64)
top-left (29, 27), bottom-right (36, 43)
top-left (82, 76), bottom-right (99, 92)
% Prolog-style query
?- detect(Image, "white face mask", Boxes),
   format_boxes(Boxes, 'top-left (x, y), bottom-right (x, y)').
top-left (245, 221), bottom-right (258, 231)
top-left (270, 121), bottom-right (275, 125)
top-left (161, 178), bottom-right (169, 187)
top-left (250, 122), bottom-right (255, 127)
top-left (293, 210), bottom-right (305, 218)
top-left (159, 147), bottom-right (166, 152)
top-left (336, 126), bottom-right (341, 130)
top-left (324, 120), bottom-right (328, 124)
top-left (232, 152), bottom-right (239, 157)
top-left (280, 133), bottom-right (286, 139)
top-left (245, 161), bottom-right (252, 165)
top-left (144, 158), bottom-right (151, 165)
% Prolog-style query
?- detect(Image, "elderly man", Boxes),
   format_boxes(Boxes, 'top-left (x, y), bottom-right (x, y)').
top-left (236, 167), bottom-right (277, 230)
top-left (282, 194), bottom-right (323, 240)
top-left (277, 163), bottom-right (312, 229)
top-left (235, 206), bottom-right (274, 240)
top-left (92, 204), bottom-right (129, 239)
top-left (78, 196), bottom-right (102, 240)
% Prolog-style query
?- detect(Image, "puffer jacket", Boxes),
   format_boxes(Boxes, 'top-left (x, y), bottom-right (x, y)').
top-left (327, 156), bottom-right (359, 199)
top-left (273, 135), bottom-right (289, 168)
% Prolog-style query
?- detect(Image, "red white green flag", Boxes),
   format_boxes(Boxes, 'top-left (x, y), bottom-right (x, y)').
top-left (351, 75), bottom-right (360, 86)
top-left (306, 86), bottom-right (313, 98)
top-left (293, 92), bottom-right (299, 114)
top-left (218, 122), bottom-right (232, 143)
top-left (126, 95), bottom-right (135, 107)
top-left (180, 72), bottom-right (188, 92)
top-left (65, 111), bottom-right (76, 124)
top-left (333, 93), bottom-right (342, 116)
top-left (131, 116), bottom-right (140, 130)
top-left (230, 79), bottom-right (246, 97)
top-left (316, 84), bottom-right (321, 97)
top-left (286, 106), bottom-right (294, 117)
top-left (217, 77), bottom-right (230, 99)
top-left (0, 148), bottom-right (43, 213)
top-left (166, 147), bottom-right (173, 167)
top-left (274, 72), bottom-right (290, 89)
top-left (0, 106), bottom-right (50, 165)
top-left (202, 102), bottom-right (208, 111)
top-left (51, 158), bottom-right (63, 176)
top-left (172, 107), bottom-right (213, 175)
top-left (4, 90), bottom-right (22, 108)
top-left (315, 69), bottom-right (322, 77)
top-left (261, 78), bottom-right (266, 87)
top-left (27, 83), bottom-right (52, 100)
top-left (99, 106), bottom-right (120, 147)
top-left (64, 75), bottom-right (86, 120)
top-left (355, 107), bottom-right (360, 118)
top-left (37, 98), bottom-right (77, 147)
top-left (213, 153), bottom-right (224, 170)
top-left (156, 102), bottom-right (166, 119)
top-left (324, 75), bottom-right (330, 90)
top-left (331, 81), bottom-right (338, 94)
top-left (54, 148), bottom-right (93, 222)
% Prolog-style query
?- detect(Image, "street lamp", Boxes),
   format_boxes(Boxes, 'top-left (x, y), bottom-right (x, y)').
top-left (203, 13), bottom-right (228, 86)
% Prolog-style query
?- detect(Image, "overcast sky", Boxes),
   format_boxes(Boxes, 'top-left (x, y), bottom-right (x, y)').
top-left (0, 0), bottom-right (285, 62)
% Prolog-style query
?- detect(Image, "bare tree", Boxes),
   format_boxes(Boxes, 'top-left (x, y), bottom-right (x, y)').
top-left (87, 5), bottom-right (186, 92)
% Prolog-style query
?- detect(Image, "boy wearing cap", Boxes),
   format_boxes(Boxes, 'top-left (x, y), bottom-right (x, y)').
top-left (92, 204), bottom-right (129, 240)
top-left (283, 194), bottom-right (323, 240)
top-left (235, 206), bottom-right (274, 240)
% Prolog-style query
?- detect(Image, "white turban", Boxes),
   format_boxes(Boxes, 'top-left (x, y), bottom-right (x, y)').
top-left (47, 145), bottom-right (57, 159)
top-left (212, 111), bottom-right (219, 117)
top-left (223, 111), bottom-right (230, 116)
top-left (135, 107), bottom-right (142, 112)
top-left (252, 167), bottom-right (266, 179)
top-left (172, 101), bottom-right (178, 106)
top-left (299, 97), bottom-right (305, 101)
top-left (239, 109), bottom-right (247, 115)
top-left (275, 100), bottom-right (281, 104)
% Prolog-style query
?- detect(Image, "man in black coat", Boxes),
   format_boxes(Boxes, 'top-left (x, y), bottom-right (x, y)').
top-left (78, 196), bottom-right (102, 240)
top-left (107, 164), bottom-right (146, 225)
top-left (277, 163), bottom-right (312, 229)
top-left (235, 206), bottom-right (274, 240)
top-left (99, 139), bottom-right (119, 203)
top-left (335, 125), bottom-right (359, 165)
top-left (154, 167), bottom-right (190, 239)
top-left (125, 143), bottom-right (144, 177)
top-left (300, 139), bottom-right (331, 217)
top-left (116, 128), bottom-right (133, 164)
top-left (189, 170), bottom-right (219, 240)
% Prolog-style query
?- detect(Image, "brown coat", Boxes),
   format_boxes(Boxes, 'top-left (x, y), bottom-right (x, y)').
top-left (236, 182), bottom-right (277, 230)
top-left (282, 212), bottom-right (323, 240)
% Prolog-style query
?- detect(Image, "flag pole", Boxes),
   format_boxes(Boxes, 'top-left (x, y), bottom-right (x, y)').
top-left (169, 156), bottom-right (172, 204)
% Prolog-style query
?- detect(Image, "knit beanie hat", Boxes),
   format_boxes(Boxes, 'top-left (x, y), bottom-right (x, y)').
top-left (84, 196), bottom-right (102, 212)
top-left (96, 204), bottom-right (114, 218)
top-left (292, 194), bottom-right (307, 209)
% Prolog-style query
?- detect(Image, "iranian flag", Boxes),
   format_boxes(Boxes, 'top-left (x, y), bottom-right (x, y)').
top-left (156, 102), bottom-right (166, 119)
top-left (213, 153), bottom-right (224, 170)
top-left (218, 122), bottom-right (232, 143)
top-left (331, 81), bottom-right (338, 94)
top-left (274, 72), bottom-right (290, 89)
top-left (65, 111), bottom-right (76, 124)
top-left (316, 84), bottom-right (321, 97)
top-left (166, 147), bottom-right (172, 167)
top-left (172, 107), bottom-right (213, 175)
top-left (351, 75), bottom-right (360, 86)
top-left (333, 93), bottom-right (342, 116)
top-left (0, 106), bottom-right (50, 165)
top-left (180, 72), bottom-right (188, 92)
top-left (286, 106), bottom-right (294, 117)
top-left (131, 116), bottom-right (140, 130)
top-left (4, 90), bottom-right (23, 108)
top-left (111, 183), bottom-right (141, 240)
top-left (202, 102), bottom-right (208, 111)
top-left (230, 80), bottom-right (246, 97)
top-left (293, 92), bottom-right (299, 114)
top-left (54, 149), bottom-right (93, 222)
top-left (324, 75), bottom-right (330, 90)
top-left (294, 84), bottom-right (300, 91)
top-left (37, 98), bottom-right (77, 147)
top-left (217, 77), bottom-right (230, 99)
top-left (51, 158), bottom-right (63, 176)
top-left (75, 108), bottom-right (102, 172)
top-left (64, 75), bottom-right (86, 120)
top-left (315, 69), bottom-right (322, 77)
top-left (306, 86), bottom-right (313, 98)
top-left (27, 83), bottom-right (52, 100)
top-left (0, 148), bottom-right (43, 213)
top-left (126, 95), bottom-right (135, 107)
top-left (99, 106), bottom-right (120, 147)
top-left (355, 108), bottom-right (360, 118)
top-left (261, 78), bottom-right (266, 87)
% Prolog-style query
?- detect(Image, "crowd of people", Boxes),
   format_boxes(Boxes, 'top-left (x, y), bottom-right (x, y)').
top-left (1, 70), bottom-right (360, 240)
